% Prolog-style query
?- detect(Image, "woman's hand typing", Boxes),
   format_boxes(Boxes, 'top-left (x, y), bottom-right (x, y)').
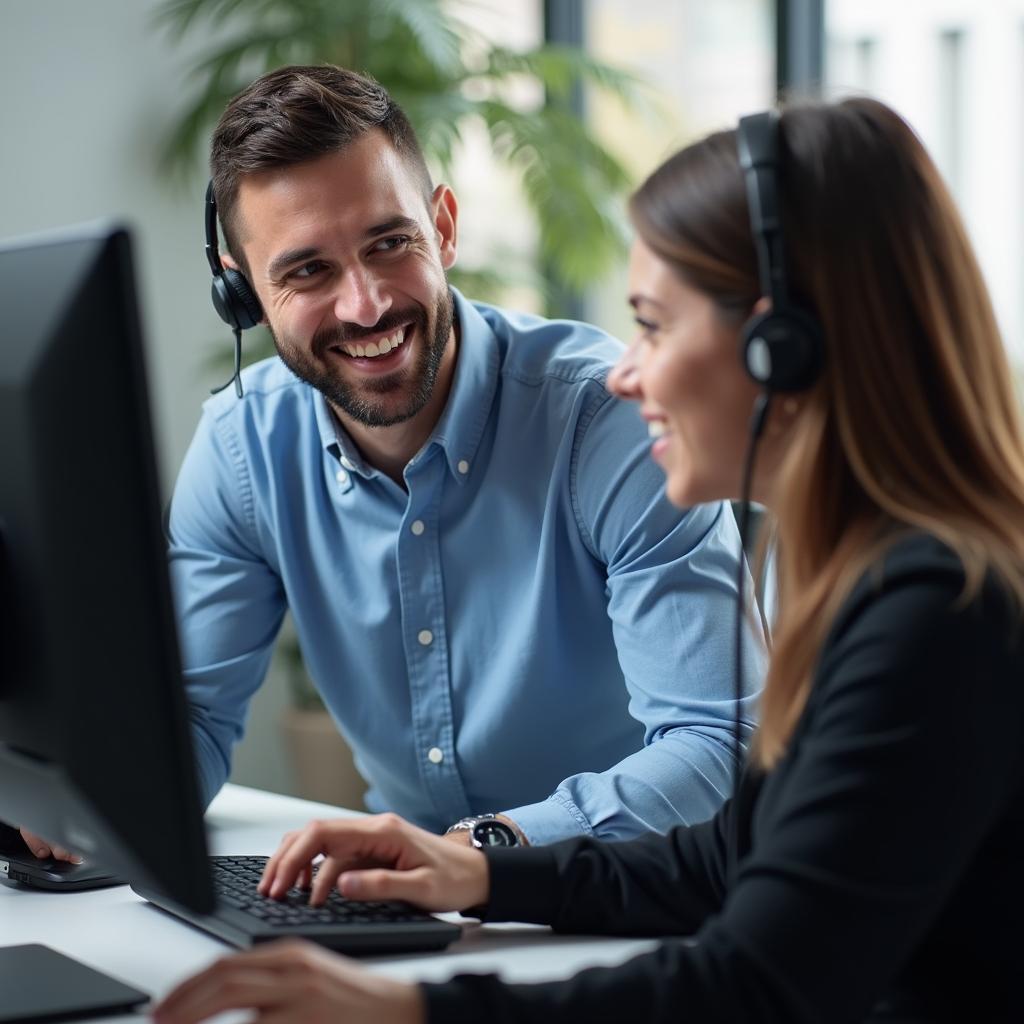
top-left (259, 812), bottom-right (490, 912)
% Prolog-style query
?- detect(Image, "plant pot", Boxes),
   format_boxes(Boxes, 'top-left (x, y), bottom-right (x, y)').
top-left (279, 708), bottom-right (368, 811)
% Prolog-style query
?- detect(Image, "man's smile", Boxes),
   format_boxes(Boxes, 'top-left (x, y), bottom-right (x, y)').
top-left (333, 326), bottom-right (407, 360)
top-left (323, 323), bottom-right (417, 376)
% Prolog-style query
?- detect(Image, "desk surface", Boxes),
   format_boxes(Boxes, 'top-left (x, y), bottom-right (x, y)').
top-left (0, 785), bottom-right (655, 1021)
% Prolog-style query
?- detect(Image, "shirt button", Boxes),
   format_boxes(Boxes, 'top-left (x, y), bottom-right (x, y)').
top-left (457, 459), bottom-right (470, 474)
top-left (427, 747), bottom-right (444, 765)
top-left (418, 629), bottom-right (433, 646)
top-left (335, 469), bottom-right (349, 485)
top-left (410, 519), bottom-right (425, 536)
top-left (339, 455), bottom-right (356, 471)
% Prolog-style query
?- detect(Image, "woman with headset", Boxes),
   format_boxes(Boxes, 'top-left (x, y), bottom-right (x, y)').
top-left (155, 97), bottom-right (1024, 1024)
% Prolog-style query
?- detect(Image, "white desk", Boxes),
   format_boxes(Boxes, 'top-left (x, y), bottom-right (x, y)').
top-left (0, 785), bottom-right (656, 1020)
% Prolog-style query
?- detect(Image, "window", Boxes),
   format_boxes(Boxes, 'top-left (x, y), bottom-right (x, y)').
top-left (825, 0), bottom-right (1024, 366)
top-left (585, 0), bottom-right (775, 339)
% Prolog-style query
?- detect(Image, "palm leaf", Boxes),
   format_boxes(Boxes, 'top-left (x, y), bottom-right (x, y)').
top-left (370, 0), bottom-right (465, 75)
top-left (485, 44), bottom-right (650, 108)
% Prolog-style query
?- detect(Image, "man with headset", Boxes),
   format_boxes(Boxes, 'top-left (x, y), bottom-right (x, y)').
top-left (156, 63), bottom-right (762, 850)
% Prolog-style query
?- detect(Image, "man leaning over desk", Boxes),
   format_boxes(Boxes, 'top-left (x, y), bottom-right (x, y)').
top-left (163, 64), bottom-right (762, 850)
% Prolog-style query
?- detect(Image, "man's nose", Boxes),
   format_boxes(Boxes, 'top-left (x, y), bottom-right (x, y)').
top-left (607, 342), bottom-right (642, 399)
top-left (334, 265), bottom-right (391, 328)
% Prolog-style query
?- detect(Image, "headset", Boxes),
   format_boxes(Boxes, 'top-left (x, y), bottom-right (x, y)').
top-left (736, 111), bottom-right (824, 394)
top-left (204, 181), bottom-right (263, 398)
top-left (730, 111), bottom-right (825, 793)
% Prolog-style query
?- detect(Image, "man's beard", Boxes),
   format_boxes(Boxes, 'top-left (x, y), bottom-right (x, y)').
top-left (269, 287), bottom-right (455, 428)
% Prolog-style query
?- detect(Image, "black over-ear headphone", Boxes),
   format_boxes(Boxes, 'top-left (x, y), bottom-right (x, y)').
top-left (204, 181), bottom-right (263, 397)
top-left (736, 111), bottom-right (823, 394)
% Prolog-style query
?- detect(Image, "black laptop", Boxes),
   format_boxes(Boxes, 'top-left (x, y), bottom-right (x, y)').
top-left (0, 945), bottom-right (148, 1023)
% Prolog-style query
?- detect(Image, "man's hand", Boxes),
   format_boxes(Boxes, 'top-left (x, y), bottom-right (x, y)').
top-left (152, 939), bottom-right (423, 1024)
top-left (258, 813), bottom-right (490, 912)
top-left (18, 827), bottom-right (81, 863)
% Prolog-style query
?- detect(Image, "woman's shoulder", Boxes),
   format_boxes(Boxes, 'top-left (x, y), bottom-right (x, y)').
top-left (826, 530), bottom-right (1023, 669)
top-left (845, 529), bottom-right (1016, 610)
top-left (862, 530), bottom-right (963, 586)
top-left (805, 531), bottom-right (1024, 740)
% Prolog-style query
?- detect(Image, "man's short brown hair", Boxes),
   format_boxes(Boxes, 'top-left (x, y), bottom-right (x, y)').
top-left (210, 64), bottom-right (433, 266)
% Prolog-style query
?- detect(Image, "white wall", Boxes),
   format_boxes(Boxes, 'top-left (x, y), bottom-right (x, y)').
top-left (0, 0), bottom-right (292, 793)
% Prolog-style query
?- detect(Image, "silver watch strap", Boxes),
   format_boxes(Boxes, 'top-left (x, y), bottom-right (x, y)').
top-left (444, 814), bottom-right (498, 834)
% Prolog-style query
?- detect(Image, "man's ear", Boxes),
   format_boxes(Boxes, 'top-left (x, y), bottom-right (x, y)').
top-left (431, 184), bottom-right (458, 271)
top-left (220, 251), bottom-right (241, 273)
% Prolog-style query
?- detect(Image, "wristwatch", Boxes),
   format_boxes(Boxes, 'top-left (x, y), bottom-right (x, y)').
top-left (445, 814), bottom-right (519, 848)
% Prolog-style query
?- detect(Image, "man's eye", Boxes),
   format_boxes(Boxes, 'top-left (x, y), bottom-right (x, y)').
top-left (290, 262), bottom-right (325, 280)
top-left (372, 235), bottom-right (410, 254)
top-left (634, 316), bottom-right (659, 335)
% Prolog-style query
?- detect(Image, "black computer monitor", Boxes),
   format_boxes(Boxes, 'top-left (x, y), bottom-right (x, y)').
top-left (0, 223), bottom-right (214, 915)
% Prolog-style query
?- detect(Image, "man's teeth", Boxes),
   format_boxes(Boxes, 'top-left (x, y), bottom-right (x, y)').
top-left (340, 328), bottom-right (406, 359)
top-left (648, 421), bottom-right (667, 438)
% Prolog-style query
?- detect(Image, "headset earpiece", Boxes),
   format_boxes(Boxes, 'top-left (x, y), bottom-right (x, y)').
top-left (211, 266), bottom-right (263, 331)
top-left (204, 181), bottom-right (262, 398)
top-left (741, 306), bottom-right (822, 394)
top-left (737, 111), bottom-right (824, 394)
top-left (204, 181), bottom-right (264, 331)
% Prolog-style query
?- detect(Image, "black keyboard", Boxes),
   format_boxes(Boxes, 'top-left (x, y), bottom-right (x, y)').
top-left (136, 855), bottom-right (463, 955)
top-left (211, 856), bottom-right (435, 928)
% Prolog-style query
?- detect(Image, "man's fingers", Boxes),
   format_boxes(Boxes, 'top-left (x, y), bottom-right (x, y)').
top-left (50, 844), bottom-right (83, 864)
top-left (19, 829), bottom-right (52, 859)
top-left (18, 829), bottom-right (81, 863)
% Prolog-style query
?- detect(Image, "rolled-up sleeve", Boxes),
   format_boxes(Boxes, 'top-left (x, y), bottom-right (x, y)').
top-left (504, 393), bottom-right (764, 843)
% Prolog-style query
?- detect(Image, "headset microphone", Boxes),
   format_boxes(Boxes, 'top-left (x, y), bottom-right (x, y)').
top-left (731, 112), bottom-right (824, 796)
top-left (204, 181), bottom-right (264, 399)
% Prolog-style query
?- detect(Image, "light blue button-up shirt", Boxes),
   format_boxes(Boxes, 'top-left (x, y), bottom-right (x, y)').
top-left (169, 289), bottom-right (763, 844)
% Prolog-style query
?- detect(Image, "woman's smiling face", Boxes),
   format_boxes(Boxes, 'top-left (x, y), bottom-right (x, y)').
top-left (607, 238), bottom-right (765, 509)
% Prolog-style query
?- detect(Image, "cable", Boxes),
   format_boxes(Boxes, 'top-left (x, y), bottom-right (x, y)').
top-left (733, 390), bottom-right (772, 796)
top-left (210, 327), bottom-right (244, 399)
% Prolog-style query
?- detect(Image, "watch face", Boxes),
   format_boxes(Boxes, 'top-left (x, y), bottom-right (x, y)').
top-left (471, 820), bottom-right (517, 847)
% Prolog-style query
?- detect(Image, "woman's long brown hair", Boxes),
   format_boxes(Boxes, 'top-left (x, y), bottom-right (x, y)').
top-left (630, 98), bottom-right (1024, 769)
